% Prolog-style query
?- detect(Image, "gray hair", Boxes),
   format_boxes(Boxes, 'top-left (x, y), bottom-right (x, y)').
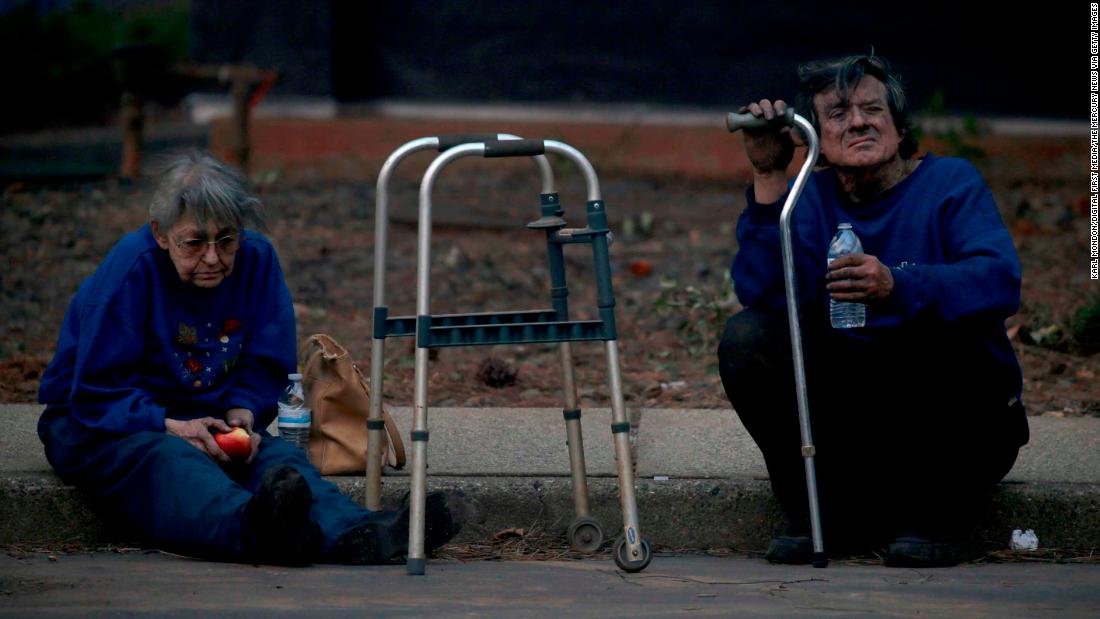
top-left (149, 150), bottom-right (266, 231)
top-left (796, 54), bottom-right (919, 160)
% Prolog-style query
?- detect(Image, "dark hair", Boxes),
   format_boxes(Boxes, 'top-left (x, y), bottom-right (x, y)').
top-left (795, 54), bottom-right (919, 160)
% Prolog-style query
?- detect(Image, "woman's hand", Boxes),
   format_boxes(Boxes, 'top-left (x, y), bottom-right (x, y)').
top-left (165, 417), bottom-right (232, 463)
top-left (226, 407), bottom-right (262, 464)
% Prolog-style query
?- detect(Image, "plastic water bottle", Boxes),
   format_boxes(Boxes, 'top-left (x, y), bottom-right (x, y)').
top-left (277, 373), bottom-right (311, 452)
top-left (827, 223), bottom-right (866, 329)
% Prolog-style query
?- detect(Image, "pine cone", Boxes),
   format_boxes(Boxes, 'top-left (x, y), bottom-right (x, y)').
top-left (477, 357), bottom-right (518, 388)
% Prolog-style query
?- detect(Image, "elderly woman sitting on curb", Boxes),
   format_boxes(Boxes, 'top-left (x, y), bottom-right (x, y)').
top-left (37, 151), bottom-right (461, 566)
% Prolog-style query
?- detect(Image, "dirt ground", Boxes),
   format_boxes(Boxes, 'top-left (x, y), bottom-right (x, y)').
top-left (1, 142), bottom-right (1097, 418)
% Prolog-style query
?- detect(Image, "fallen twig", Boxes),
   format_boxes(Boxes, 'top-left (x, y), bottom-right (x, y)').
top-left (436, 523), bottom-right (613, 563)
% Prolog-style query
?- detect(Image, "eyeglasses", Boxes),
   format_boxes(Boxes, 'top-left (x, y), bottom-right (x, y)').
top-left (172, 234), bottom-right (241, 258)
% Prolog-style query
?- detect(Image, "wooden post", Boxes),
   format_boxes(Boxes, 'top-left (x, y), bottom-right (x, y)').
top-left (230, 78), bottom-right (254, 171)
top-left (175, 64), bottom-right (278, 172)
top-left (113, 44), bottom-right (156, 180)
top-left (120, 91), bottom-right (144, 180)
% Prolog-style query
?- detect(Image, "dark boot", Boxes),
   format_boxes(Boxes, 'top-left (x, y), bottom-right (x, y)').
top-left (764, 535), bottom-right (813, 564)
top-left (885, 534), bottom-right (967, 568)
top-left (242, 465), bottom-right (321, 566)
top-left (328, 518), bottom-right (405, 565)
top-left (419, 490), bottom-right (471, 552)
top-left (330, 491), bottom-right (472, 565)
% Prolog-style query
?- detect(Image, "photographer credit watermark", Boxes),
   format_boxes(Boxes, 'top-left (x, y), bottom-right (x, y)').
top-left (1092, 4), bottom-right (1099, 279)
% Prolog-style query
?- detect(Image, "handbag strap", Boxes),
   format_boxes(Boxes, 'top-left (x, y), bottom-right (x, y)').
top-left (354, 364), bottom-right (406, 470)
top-left (382, 407), bottom-right (406, 469)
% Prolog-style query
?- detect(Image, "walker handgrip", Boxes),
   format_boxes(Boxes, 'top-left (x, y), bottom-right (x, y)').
top-left (726, 110), bottom-right (797, 133)
top-left (482, 139), bottom-right (546, 158)
top-left (437, 134), bottom-right (502, 151)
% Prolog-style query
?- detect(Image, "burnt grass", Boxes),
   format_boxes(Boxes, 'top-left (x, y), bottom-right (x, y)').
top-left (2, 151), bottom-right (1097, 417)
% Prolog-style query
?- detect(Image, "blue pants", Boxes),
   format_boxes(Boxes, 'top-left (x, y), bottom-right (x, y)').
top-left (38, 407), bottom-right (378, 562)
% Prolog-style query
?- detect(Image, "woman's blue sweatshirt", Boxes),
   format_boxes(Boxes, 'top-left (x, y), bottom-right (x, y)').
top-left (38, 225), bottom-right (297, 434)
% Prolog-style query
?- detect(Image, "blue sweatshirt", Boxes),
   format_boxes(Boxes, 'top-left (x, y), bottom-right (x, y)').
top-left (39, 225), bottom-right (297, 434)
top-left (732, 153), bottom-right (1023, 398)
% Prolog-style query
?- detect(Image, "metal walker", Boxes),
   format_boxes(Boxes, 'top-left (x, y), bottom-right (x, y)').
top-left (368, 135), bottom-right (651, 575)
top-left (726, 110), bottom-right (828, 568)
top-left (366, 133), bottom-right (550, 513)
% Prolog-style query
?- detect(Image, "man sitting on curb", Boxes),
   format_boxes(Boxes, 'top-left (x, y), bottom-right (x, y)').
top-left (717, 54), bottom-right (1029, 567)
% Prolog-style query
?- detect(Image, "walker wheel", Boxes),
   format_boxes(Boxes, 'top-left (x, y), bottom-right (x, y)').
top-left (567, 517), bottom-right (604, 553)
top-left (613, 536), bottom-right (652, 572)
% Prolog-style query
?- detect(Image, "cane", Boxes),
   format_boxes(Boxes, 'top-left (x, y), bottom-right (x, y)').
top-left (727, 110), bottom-right (828, 568)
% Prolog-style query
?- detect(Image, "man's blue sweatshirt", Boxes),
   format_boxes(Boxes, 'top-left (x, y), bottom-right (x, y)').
top-left (732, 153), bottom-right (1023, 400)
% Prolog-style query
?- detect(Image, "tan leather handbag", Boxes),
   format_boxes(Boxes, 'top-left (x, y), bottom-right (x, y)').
top-left (300, 333), bottom-right (405, 474)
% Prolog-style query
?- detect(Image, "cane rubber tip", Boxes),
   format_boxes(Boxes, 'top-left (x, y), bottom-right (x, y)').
top-left (407, 558), bottom-right (426, 575)
top-left (812, 552), bottom-right (829, 568)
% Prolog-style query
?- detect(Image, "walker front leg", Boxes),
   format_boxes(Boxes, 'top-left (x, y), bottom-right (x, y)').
top-left (406, 345), bottom-right (431, 576)
top-left (366, 337), bottom-right (386, 511)
top-left (560, 341), bottom-right (603, 552)
top-left (605, 340), bottom-right (651, 572)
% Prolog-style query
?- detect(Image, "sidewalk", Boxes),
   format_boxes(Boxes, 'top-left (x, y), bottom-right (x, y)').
top-left (3, 552), bottom-right (1098, 617)
top-left (2, 403), bottom-right (1098, 553)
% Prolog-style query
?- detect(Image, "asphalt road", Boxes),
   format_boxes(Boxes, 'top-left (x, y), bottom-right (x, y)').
top-left (1, 552), bottom-right (1097, 618)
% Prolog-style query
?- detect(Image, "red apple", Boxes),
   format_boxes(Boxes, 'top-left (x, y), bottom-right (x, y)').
top-left (214, 427), bottom-right (252, 460)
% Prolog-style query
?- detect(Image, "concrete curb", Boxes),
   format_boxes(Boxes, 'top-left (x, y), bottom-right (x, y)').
top-left (4, 473), bottom-right (1099, 553)
top-left (3, 405), bottom-right (1098, 553)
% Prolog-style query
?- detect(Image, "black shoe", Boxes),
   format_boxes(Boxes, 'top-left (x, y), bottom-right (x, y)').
top-left (764, 534), bottom-right (813, 565)
top-left (243, 465), bottom-right (321, 566)
top-left (331, 491), bottom-right (471, 565)
top-left (403, 490), bottom-right (472, 552)
top-left (885, 534), bottom-right (965, 568)
top-left (330, 519), bottom-right (406, 565)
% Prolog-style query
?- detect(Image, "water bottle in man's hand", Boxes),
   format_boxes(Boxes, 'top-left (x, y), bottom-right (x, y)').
top-left (827, 223), bottom-right (866, 329)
